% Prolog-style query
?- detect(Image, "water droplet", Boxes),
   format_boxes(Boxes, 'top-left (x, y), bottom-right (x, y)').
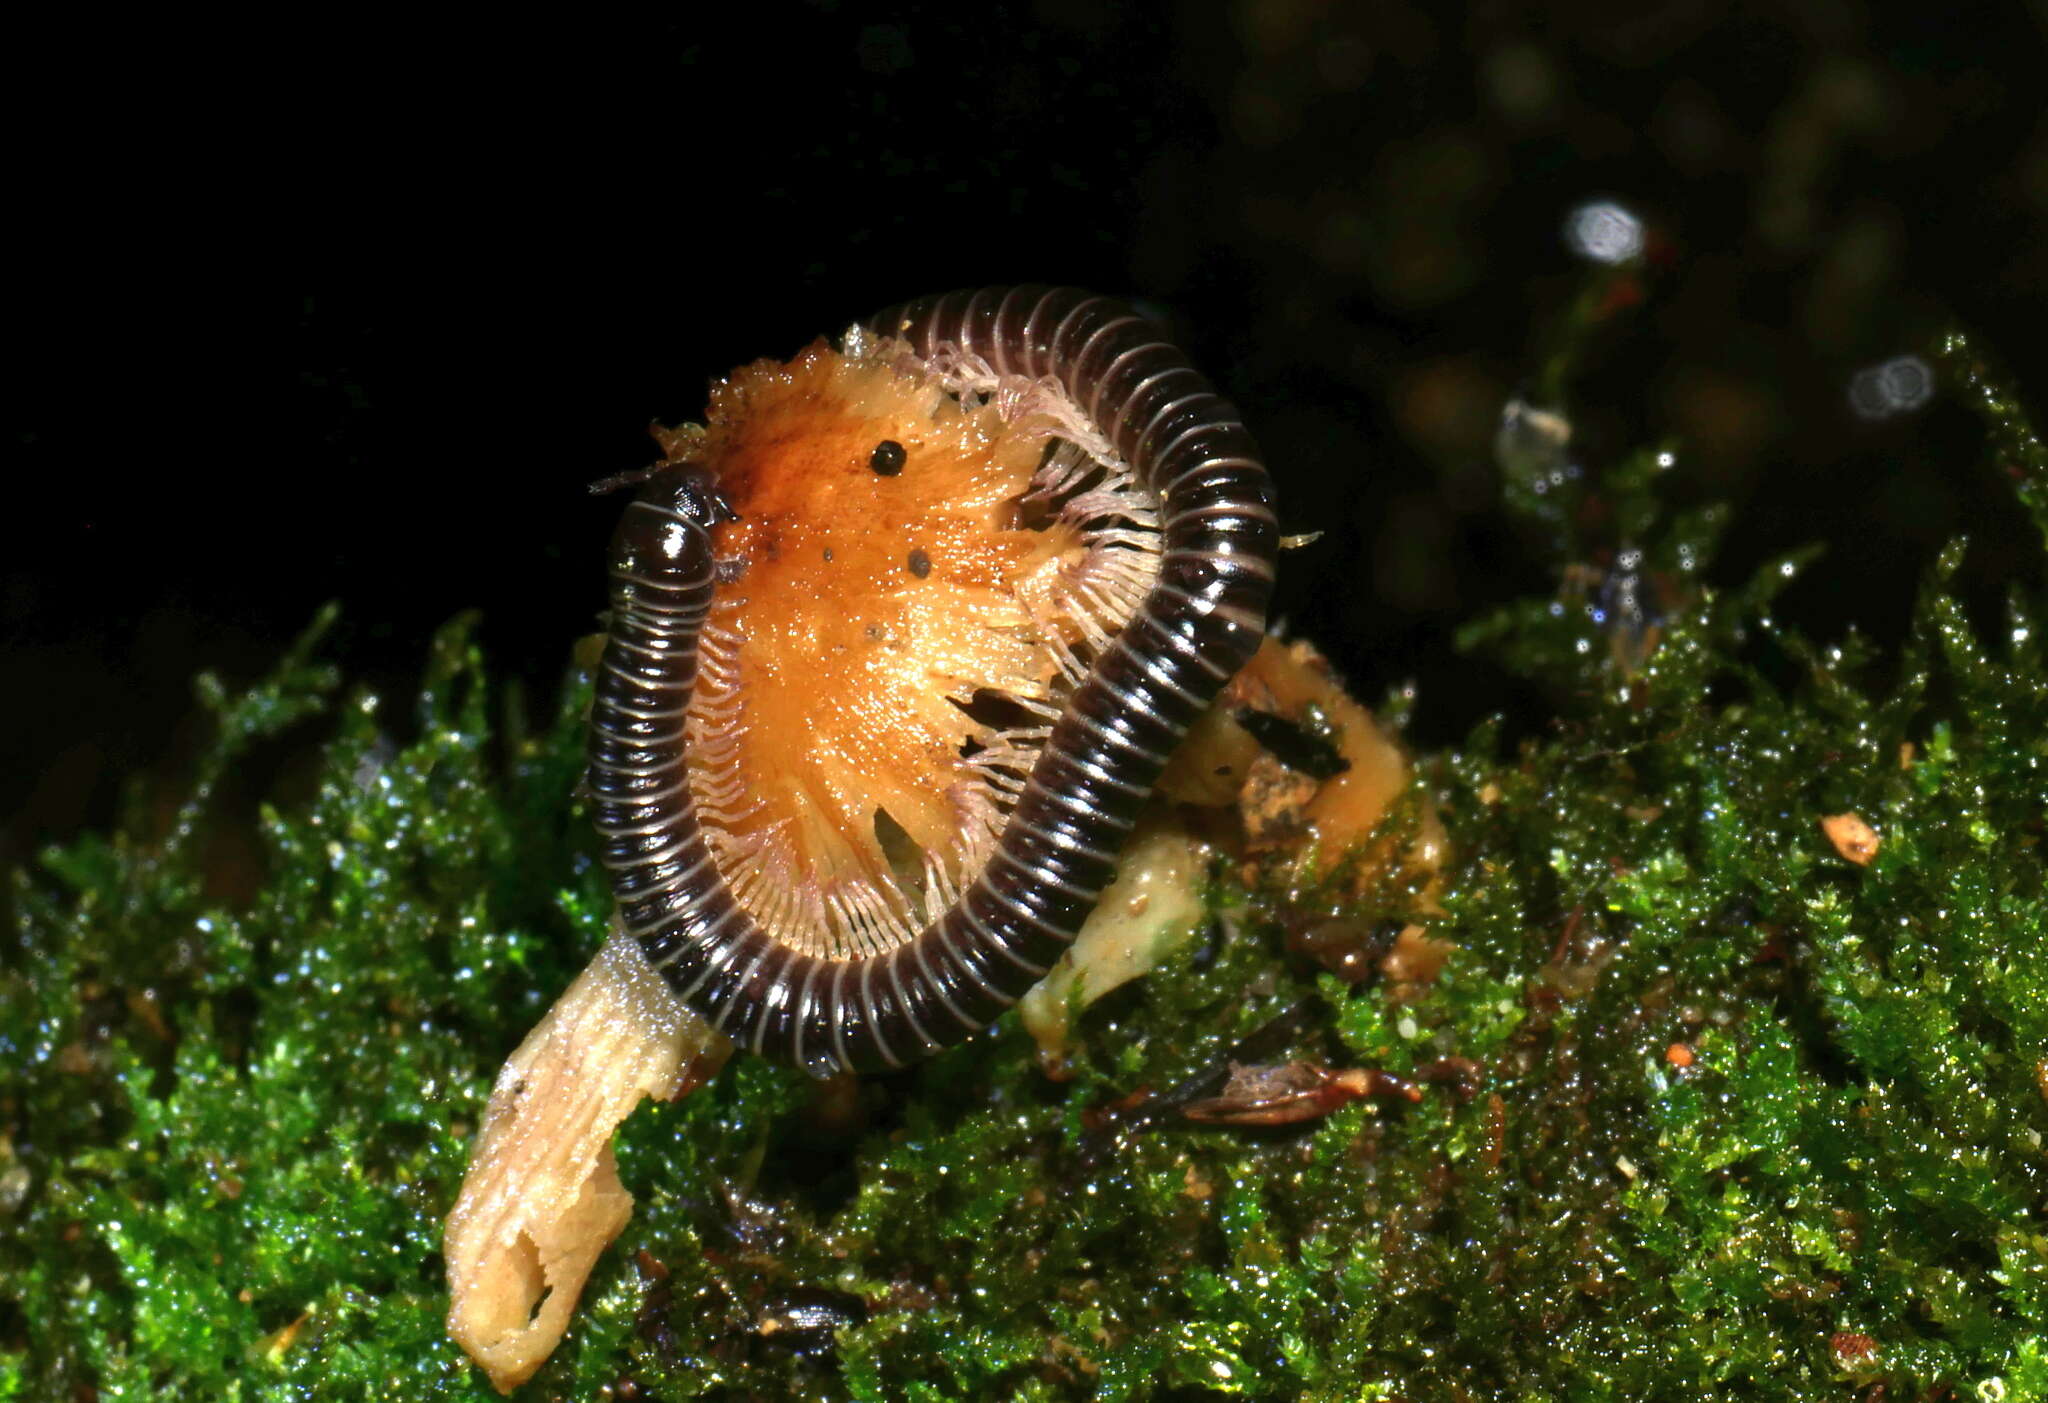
top-left (1562, 200), bottom-right (1645, 264)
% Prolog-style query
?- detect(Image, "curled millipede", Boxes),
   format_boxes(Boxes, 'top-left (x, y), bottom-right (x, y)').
top-left (589, 286), bottom-right (1278, 1076)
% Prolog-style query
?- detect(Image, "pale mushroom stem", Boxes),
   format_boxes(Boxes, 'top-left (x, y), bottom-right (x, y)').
top-left (443, 931), bottom-right (730, 1394)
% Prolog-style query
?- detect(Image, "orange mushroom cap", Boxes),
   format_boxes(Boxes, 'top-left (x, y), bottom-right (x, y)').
top-left (658, 333), bottom-right (1161, 961)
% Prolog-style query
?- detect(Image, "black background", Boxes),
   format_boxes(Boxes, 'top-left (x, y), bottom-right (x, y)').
top-left (7, 5), bottom-right (2045, 872)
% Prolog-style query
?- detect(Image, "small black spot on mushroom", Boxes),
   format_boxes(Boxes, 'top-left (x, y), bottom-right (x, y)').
top-left (822, 546), bottom-right (833, 562)
top-left (906, 548), bottom-right (932, 579)
top-left (869, 439), bottom-right (906, 476)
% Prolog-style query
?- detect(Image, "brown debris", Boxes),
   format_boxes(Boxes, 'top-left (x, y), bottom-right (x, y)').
top-left (1381, 923), bottom-right (1456, 991)
top-left (1821, 812), bottom-right (1880, 865)
top-left (1180, 1059), bottom-right (1421, 1126)
top-left (1238, 752), bottom-right (1324, 850)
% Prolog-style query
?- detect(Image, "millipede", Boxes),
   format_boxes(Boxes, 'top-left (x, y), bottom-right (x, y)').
top-left (588, 285), bottom-right (1278, 1076)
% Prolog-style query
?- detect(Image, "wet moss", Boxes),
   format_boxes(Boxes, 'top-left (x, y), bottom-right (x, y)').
top-left (5, 328), bottom-right (2046, 1400)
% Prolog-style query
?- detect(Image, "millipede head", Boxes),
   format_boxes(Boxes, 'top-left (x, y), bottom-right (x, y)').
top-left (607, 467), bottom-right (740, 577)
top-left (642, 465), bottom-right (740, 530)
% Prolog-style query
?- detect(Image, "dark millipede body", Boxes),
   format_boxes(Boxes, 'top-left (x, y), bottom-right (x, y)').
top-left (588, 286), bottom-right (1278, 1075)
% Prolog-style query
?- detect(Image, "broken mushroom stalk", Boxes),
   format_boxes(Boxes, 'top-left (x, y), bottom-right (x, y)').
top-left (443, 288), bottom-right (1440, 1392)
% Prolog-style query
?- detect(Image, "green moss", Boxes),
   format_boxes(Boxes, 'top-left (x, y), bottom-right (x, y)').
top-left (5, 329), bottom-right (2046, 1401)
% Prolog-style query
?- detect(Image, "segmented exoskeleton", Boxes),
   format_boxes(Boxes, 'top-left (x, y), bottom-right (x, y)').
top-left (588, 287), bottom-right (1278, 1075)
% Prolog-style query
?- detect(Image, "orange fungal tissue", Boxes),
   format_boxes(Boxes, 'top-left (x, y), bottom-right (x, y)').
top-left (655, 332), bottom-right (1161, 963)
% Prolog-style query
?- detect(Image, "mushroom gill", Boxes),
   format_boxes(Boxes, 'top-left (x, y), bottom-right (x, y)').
top-left (649, 330), bottom-right (1162, 962)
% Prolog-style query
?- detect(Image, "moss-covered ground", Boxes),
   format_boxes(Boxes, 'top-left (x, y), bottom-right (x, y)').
top-left (5, 320), bottom-right (2046, 1400)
